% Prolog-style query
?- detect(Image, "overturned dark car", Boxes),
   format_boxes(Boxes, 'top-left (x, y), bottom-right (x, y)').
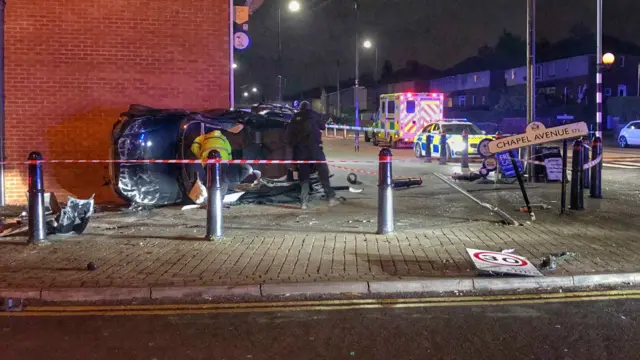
top-left (110, 104), bottom-right (355, 208)
top-left (110, 104), bottom-right (297, 207)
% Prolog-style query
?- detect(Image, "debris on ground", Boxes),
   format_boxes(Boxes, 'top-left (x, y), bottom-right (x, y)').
top-left (538, 251), bottom-right (577, 271)
top-left (0, 193), bottom-right (95, 237)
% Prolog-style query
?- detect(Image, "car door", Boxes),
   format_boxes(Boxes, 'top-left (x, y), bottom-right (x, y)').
top-left (430, 124), bottom-right (441, 154)
top-left (418, 124), bottom-right (433, 150)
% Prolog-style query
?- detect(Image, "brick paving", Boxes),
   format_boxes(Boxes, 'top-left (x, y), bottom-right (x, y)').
top-left (0, 207), bottom-right (639, 289)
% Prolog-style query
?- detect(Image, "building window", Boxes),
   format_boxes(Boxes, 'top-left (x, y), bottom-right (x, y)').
top-left (605, 88), bottom-right (612, 96)
top-left (406, 100), bottom-right (416, 114)
top-left (620, 56), bottom-right (625, 68)
top-left (481, 96), bottom-right (486, 105)
top-left (535, 64), bottom-right (543, 80)
top-left (459, 96), bottom-right (466, 107)
top-left (618, 85), bottom-right (627, 97)
top-left (471, 95), bottom-right (476, 105)
top-left (549, 62), bottom-right (556, 76)
top-left (473, 74), bottom-right (478, 82)
top-left (511, 70), bottom-right (515, 80)
top-left (447, 98), bottom-right (453, 107)
top-left (566, 59), bottom-right (570, 72)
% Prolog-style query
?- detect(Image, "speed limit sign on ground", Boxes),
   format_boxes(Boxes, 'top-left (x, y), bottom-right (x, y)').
top-left (466, 248), bottom-right (543, 277)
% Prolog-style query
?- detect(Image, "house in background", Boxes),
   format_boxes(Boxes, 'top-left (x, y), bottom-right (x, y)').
top-left (504, 54), bottom-right (640, 123)
top-left (429, 70), bottom-right (505, 110)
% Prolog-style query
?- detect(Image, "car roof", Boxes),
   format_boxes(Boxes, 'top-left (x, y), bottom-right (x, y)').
top-left (434, 121), bottom-right (471, 125)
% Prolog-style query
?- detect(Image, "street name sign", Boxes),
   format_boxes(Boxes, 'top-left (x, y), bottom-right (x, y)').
top-left (466, 248), bottom-right (543, 277)
top-left (487, 121), bottom-right (588, 154)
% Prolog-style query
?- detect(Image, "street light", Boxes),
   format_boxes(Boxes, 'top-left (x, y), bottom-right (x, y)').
top-left (602, 52), bottom-right (615, 66)
top-left (252, 87), bottom-right (258, 93)
top-left (288, 0), bottom-right (301, 12)
top-left (277, 1), bottom-right (302, 103)
top-left (363, 39), bottom-right (379, 81)
top-left (233, 62), bottom-right (238, 70)
top-left (243, 92), bottom-right (249, 98)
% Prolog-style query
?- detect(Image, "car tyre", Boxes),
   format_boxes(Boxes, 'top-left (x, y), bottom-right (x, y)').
top-left (414, 143), bottom-right (423, 158)
top-left (619, 136), bottom-right (629, 148)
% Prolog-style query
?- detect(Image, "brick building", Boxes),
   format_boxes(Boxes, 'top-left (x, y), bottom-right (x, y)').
top-left (3, 0), bottom-right (231, 204)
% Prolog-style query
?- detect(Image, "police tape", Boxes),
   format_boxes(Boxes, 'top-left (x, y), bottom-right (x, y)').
top-left (519, 155), bottom-right (602, 171)
top-left (2, 159), bottom-right (385, 165)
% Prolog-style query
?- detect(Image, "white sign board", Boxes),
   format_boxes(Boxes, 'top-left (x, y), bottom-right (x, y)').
top-left (544, 158), bottom-right (563, 181)
top-left (234, 32), bottom-right (250, 50)
top-left (466, 248), bottom-right (543, 277)
top-left (487, 121), bottom-right (588, 154)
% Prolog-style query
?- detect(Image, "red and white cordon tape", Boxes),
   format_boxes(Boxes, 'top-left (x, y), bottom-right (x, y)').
top-left (520, 155), bottom-right (602, 171)
top-left (4, 159), bottom-right (387, 165)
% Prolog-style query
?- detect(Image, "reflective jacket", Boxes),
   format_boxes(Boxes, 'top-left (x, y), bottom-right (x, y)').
top-left (191, 130), bottom-right (232, 162)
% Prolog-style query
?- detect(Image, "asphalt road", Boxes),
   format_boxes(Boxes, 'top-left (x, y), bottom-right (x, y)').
top-left (1, 297), bottom-right (638, 360)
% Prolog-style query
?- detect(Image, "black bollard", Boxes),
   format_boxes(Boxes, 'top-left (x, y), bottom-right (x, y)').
top-left (569, 139), bottom-right (584, 210)
top-left (27, 152), bottom-right (46, 244)
top-left (439, 132), bottom-right (447, 165)
top-left (589, 137), bottom-right (602, 199)
top-left (424, 134), bottom-right (432, 163)
top-left (582, 141), bottom-right (590, 189)
top-left (560, 139), bottom-right (568, 214)
top-left (205, 150), bottom-right (223, 240)
top-left (461, 130), bottom-right (470, 174)
top-left (377, 148), bottom-right (394, 235)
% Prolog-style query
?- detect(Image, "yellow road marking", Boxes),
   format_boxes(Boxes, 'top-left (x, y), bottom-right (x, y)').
top-left (3, 289), bottom-right (639, 317)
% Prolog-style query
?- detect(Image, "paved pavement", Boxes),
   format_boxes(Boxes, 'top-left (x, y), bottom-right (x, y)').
top-left (0, 140), bottom-right (639, 294)
top-left (2, 296), bottom-right (639, 359)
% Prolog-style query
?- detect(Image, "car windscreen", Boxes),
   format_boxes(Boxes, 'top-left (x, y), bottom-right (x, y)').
top-left (442, 124), bottom-right (483, 135)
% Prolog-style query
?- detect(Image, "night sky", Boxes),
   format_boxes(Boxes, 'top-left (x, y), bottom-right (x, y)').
top-left (235, 0), bottom-right (640, 97)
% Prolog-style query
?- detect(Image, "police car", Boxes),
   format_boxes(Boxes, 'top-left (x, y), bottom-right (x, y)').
top-left (413, 120), bottom-right (494, 160)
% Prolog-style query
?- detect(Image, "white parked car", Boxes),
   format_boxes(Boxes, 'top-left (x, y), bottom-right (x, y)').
top-left (619, 121), bottom-right (640, 148)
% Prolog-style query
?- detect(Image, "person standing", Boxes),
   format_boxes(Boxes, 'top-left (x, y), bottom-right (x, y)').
top-left (285, 101), bottom-right (338, 210)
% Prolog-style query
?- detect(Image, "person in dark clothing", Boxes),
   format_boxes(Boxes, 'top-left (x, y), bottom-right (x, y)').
top-left (285, 101), bottom-right (338, 210)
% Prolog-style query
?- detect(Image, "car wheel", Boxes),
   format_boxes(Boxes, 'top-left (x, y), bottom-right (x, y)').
top-left (414, 143), bottom-right (423, 158)
top-left (372, 134), bottom-right (379, 146)
top-left (619, 136), bottom-right (629, 148)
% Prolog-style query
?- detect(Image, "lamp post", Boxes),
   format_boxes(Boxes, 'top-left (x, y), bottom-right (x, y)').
top-left (525, 0), bottom-right (536, 182)
top-left (354, 0), bottom-right (360, 152)
top-left (277, 0), bottom-right (301, 104)
top-left (363, 39), bottom-right (379, 82)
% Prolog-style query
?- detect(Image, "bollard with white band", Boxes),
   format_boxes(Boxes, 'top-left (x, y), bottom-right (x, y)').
top-left (377, 148), bottom-right (394, 235)
top-left (461, 130), bottom-right (470, 174)
top-left (424, 133), bottom-right (432, 163)
top-left (439, 132), bottom-right (447, 165)
top-left (27, 152), bottom-right (46, 244)
top-left (205, 150), bottom-right (223, 240)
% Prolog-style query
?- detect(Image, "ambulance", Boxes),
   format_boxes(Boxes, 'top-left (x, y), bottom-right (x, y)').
top-left (366, 92), bottom-right (444, 148)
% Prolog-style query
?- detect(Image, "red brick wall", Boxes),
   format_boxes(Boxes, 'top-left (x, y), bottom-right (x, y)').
top-left (5, 0), bottom-right (230, 204)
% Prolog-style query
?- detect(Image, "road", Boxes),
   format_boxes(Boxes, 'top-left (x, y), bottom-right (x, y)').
top-left (1, 293), bottom-right (639, 359)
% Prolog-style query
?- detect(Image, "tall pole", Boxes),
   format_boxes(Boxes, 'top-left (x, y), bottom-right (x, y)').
top-left (526, 0), bottom-right (536, 181)
top-left (229, 0), bottom-right (235, 109)
top-left (336, 59), bottom-right (341, 117)
top-left (354, 0), bottom-right (360, 152)
top-left (277, 6), bottom-right (282, 104)
top-left (596, 0), bottom-right (603, 139)
top-left (637, 62), bottom-right (640, 96)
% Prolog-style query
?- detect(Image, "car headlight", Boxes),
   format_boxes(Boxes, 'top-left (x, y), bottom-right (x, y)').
top-left (450, 141), bottom-right (466, 152)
